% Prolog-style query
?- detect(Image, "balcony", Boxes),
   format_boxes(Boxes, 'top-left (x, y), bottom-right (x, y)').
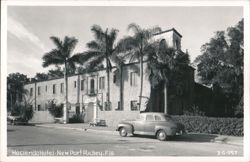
top-left (87, 89), bottom-right (98, 96)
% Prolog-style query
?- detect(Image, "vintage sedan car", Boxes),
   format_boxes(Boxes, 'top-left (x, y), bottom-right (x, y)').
top-left (116, 112), bottom-right (185, 141)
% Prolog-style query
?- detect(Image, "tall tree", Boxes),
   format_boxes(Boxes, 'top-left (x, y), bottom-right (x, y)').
top-left (80, 25), bottom-right (123, 110)
top-left (42, 36), bottom-right (83, 123)
top-left (47, 66), bottom-right (64, 79)
top-left (7, 73), bottom-right (29, 112)
top-left (194, 19), bottom-right (243, 116)
top-left (33, 72), bottom-right (49, 81)
top-left (117, 23), bottom-right (161, 111)
top-left (147, 39), bottom-right (190, 113)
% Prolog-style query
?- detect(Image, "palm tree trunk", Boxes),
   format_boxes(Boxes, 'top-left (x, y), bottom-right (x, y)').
top-left (164, 82), bottom-right (168, 114)
top-left (35, 82), bottom-right (37, 111)
top-left (63, 62), bottom-right (68, 124)
top-left (10, 93), bottom-right (13, 113)
top-left (106, 58), bottom-right (110, 110)
top-left (139, 55), bottom-right (143, 111)
top-left (119, 65), bottom-right (123, 110)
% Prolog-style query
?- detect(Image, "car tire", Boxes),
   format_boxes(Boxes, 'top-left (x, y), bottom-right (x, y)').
top-left (119, 127), bottom-right (128, 137)
top-left (156, 130), bottom-right (167, 141)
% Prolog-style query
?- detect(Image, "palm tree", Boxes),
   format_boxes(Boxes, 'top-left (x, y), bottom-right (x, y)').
top-left (117, 23), bottom-right (161, 111)
top-left (147, 39), bottom-right (190, 113)
top-left (42, 36), bottom-right (83, 123)
top-left (80, 25), bottom-right (123, 110)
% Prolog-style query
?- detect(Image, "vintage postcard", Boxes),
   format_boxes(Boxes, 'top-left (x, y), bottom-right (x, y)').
top-left (1, 0), bottom-right (249, 162)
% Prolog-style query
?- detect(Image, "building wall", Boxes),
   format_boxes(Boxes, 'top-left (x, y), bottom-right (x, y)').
top-left (24, 62), bottom-right (151, 124)
top-left (152, 30), bottom-right (182, 50)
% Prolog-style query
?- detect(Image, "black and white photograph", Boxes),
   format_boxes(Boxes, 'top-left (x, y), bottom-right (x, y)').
top-left (1, 0), bottom-right (249, 162)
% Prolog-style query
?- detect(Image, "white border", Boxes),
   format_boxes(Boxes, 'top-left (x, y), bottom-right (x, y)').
top-left (1, 1), bottom-right (249, 162)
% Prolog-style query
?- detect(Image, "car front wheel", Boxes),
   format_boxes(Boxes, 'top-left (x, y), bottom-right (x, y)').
top-left (119, 127), bottom-right (128, 137)
top-left (156, 130), bottom-right (167, 141)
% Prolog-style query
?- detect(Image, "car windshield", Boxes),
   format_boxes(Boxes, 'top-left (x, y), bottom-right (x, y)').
top-left (136, 114), bottom-right (145, 120)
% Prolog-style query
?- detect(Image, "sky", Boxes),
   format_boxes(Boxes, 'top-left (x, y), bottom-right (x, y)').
top-left (7, 6), bottom-right (243, 78)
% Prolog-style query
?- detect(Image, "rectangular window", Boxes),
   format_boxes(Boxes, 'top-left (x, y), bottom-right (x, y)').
top-left (104, 101), bottom-right (112, 111)
top-left (60, 83), bottom-right (64, 93)
top-left (99, 77), bottom-right (105, 90)
top-left (38, 105), bottom-right (41, 111)
top-left (81, 80), bottom-right (85, 91)
top-left (38, 86), bottom-right (41, 95)
top-left (74, 81), bottom-right (77, 88)
top-left (130, 72), bottom-right (137, 86)
top-left (53, 84), bottom-right (56, 94)
top-left (130, 100), bottom-right (138, 111)
top-left (30, 88), bottom-right (33, 96)
top-left (113, 74), bottom-right (116, 83)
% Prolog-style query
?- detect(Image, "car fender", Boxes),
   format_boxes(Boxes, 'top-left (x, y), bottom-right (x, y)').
top-left (117, 123), bottom-right (134, 133)
top-left (155, 125), bottom-right (176, 136)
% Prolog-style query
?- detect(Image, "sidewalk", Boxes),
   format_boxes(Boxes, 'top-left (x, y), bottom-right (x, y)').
top-left (212, 135), bottom-right (243, 146)
top-left (35, 123), bottom-right (117, 135)
top-left (34, 123), bottom-right (243, 146)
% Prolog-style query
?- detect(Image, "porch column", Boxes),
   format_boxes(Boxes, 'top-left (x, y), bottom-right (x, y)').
top-left (93, 101), bottom-right (97, 122)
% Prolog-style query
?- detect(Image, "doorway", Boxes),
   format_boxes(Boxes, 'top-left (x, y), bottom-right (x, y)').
top-left (85, 102), bottom-right (95, 122)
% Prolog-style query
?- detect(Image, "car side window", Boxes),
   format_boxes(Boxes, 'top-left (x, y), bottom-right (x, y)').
top-left (146, 115), bottom-right (154, 121)
top-left (155, 115), bottom-right (162, 121)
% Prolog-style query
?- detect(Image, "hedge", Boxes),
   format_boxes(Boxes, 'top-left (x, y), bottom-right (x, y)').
top-left (172, 115), bottom-right (243, 136)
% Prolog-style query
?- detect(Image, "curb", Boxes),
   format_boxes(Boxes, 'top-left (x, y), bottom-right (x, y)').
top-left (35, 124), bottom-right (117, 135)
top-left (212, 136), bottom-right (243, 146)
top-left (34, 125), bottom-right (243, 146)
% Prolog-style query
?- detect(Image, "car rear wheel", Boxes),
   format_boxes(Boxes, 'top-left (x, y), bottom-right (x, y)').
top-left (119, 127), bottom-right (128, 137)
top-left (156, 130), bottom-right (167, 141)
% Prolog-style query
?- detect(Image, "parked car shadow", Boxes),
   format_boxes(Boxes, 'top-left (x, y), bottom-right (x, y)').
top-left (7, 123), bottom-right (36, 126)
top-left (169, 133), bottom-right (218, 143)
top-left (7, 129), bottom-right (16, 132)
top-left (129, 133), bottom-right (218, 143)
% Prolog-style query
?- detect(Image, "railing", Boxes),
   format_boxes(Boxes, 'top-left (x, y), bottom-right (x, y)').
top-left (87, 89), bottom-right (98, 96)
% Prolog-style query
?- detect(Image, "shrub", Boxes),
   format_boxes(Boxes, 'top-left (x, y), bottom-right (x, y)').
top-left (11, 103), bottom-right (34, 121)
top-left (48, 103), bottom-right (63, 118)
top-left (172, 115), bottom-right (243, 136)
top-left (69, 114), bottom-right (84, 123)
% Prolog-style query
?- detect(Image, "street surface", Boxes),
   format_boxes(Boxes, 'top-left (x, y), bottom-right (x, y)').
top-left (7, 125), bottom-right (243, 156)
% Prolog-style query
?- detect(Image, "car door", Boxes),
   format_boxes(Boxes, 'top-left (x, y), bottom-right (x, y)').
top-left (143, 114), bottom-right (155, 135)
top-left (133, 114), bottom-right (145, 134)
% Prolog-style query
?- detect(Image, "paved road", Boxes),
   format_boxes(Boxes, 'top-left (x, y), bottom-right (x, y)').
top-left (7, 125), bottom-right (243, 156)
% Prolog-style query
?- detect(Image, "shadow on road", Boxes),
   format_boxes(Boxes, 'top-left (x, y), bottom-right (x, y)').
top-left (169, 133), bottom-right (218, 142)
top-left (7, 123), bottom-right (36, 126)
top-left (7, 129), bottom-right (16, 132)
top-left (129, 133), bottom-right (218, 143)
top-left (8, 141), bottom-right (159, 147)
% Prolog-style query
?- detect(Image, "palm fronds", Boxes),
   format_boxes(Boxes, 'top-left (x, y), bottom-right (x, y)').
top-left (42, 49), bottom-right (65, 67)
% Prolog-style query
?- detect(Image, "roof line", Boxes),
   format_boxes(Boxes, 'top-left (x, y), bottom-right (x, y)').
top-left (154, 28), bottom-right (182, 38)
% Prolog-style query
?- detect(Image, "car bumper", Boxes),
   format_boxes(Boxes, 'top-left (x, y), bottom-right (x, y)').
top-left (175, 130), bottom-right (186, 135)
